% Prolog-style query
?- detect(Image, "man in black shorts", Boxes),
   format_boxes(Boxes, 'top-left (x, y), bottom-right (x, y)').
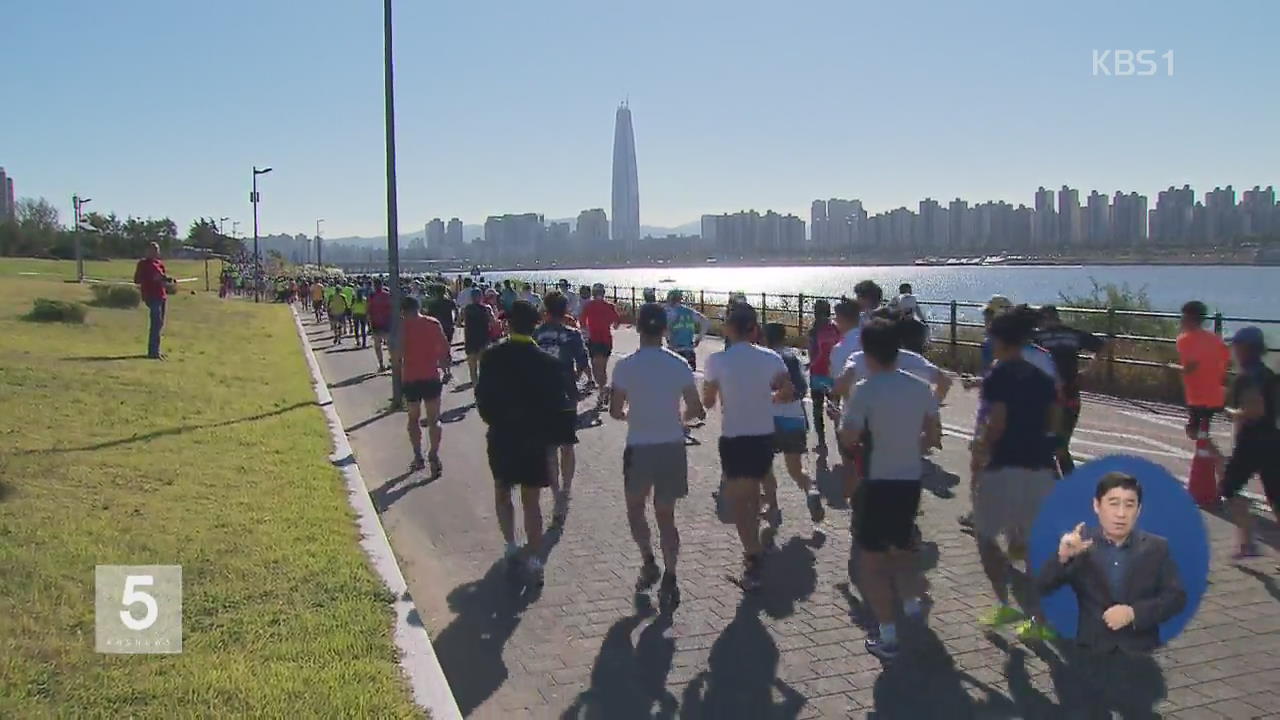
top-left (425, 283), bottom-right (458, 347)
top-left (462, 287), bottom-right (493, 386)
top-left (840, 318), bottom-right (939, 660)
top-left (703, 304), bottom-right (792, 591)
top-left (1222, 326), bottom-right (1279, 559)
top-left (475, 301), bottom-right (569, 585)
top-left (534, 291), bottom-right (590, 524)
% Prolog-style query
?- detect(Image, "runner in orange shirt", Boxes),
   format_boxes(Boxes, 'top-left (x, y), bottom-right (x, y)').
top-left (1175, 300), bottom-right (1230, 457)
top-left (397, 296), bottom-right (453, 476)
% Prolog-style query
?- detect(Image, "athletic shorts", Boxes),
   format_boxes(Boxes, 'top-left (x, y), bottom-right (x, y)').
top-left (623, 443), bottom-right (689, 503)
top-left (548, 407), bottom-right (579, 446)
top-left (312, 300), bottom-right (323, 312)
top-left (1186, 406), bottom-right (1222, 434)
top-left (854, 480), bottom-right (923, 552)
top-left (402, 378), bottom-right (443, 404)
top-left (588, 341), bottom-right (613, 358)
top-left (809, 374), bottom-right (834, 394)
top-left (674, 348), bottom-right (697, 372)
top-left (1223, 429), bottom-right (1280, 504)
top-left (371, 323), bottom-right (389, 336)
top-left (773, 416), bottom-right (807, 455)
top-left (973, 467), bottom-right (1056, 541)
top-left (465, 335), bottom-right (490, 355)
top-left (487, 435), bottom-right (551, 488)
top-left (719, 434), bottom-right (775, 479)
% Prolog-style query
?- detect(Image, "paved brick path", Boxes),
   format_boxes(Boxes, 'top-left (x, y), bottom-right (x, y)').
top-left (303, 312), bottom-right (1280, 719)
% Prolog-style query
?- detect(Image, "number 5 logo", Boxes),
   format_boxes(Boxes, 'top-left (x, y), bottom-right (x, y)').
top-left (120, 574), bottom-right (159, 631)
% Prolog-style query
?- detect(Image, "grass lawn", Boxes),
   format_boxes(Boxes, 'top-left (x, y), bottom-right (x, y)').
top-left (0, 257), bottom-right (225, 289)
top-left (0, 278), bottom-right (420, 717)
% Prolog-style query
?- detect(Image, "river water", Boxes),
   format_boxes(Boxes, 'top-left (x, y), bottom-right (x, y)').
top-left (486, 264), bottom-right (1277, 321)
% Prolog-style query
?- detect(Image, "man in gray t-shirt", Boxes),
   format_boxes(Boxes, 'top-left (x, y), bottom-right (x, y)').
top-left (611, 304), bottom-right (705, 609)
top-left (839, 318), bottom-right (938, 662)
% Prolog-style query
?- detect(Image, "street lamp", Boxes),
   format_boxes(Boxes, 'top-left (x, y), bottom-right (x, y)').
top-left (251, 166), bottom-right (272, 302)
top-left (315, 218), bottom-right (324, 268)
top-left (218, 216), bottom-right (229, 236)
top-left (383, 0), bottom-right (404, 406)
top-left (73, 195), bottom-right (92, 282)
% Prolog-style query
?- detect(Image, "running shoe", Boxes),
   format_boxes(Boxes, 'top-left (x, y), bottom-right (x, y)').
top-left (979, 605), bottom-right (1024, 628)
top-left (551, 491), bottom-right (569, 526)
top-left (658, 571), bottom-right (680, 610)
top-left (502, 542), bottom-right (521, 564)
top-left (1232, 543), bottom-right (1263, 560)
top-left (427, 452), bottom-right (442, 478)
top-left (1015, 620), bottom-right (1057, 643)
top-left (636, 559), bottom-right (661, 591)
top-left (903, 593), bottom-right (932, 623)
top-left (864, 637), bottom-right (900, 662)
top-left (765, 505), bottom-right (783, 528)
top-left (740, 555), bottom-right (763, 592)
top-left (409, 454), bottom-right (426, 472)
top-left (526, 556), bottom-right (545, 586)
top-left (806, 492), bottom-right (825, 524)
top-left (958, 512), bottom-right (974, 529)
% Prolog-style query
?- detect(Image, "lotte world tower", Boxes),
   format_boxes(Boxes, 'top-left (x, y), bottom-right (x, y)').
top-left (611, 102), bottom-right (640, 252)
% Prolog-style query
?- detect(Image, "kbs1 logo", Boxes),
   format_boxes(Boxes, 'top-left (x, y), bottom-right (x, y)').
top-left (1092, 50), bottom-right (1174, 77)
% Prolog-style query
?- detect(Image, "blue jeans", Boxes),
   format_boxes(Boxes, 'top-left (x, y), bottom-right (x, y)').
top-left (146, 297), bottom-right (166, 357)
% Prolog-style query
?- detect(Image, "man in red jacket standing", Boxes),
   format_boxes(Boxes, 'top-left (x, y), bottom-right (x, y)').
top-left (133, 242), bottom-right (172, 359)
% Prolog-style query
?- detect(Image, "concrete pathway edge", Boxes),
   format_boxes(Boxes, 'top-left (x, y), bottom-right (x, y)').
top-left (290, 307), bottom-right (462, 720)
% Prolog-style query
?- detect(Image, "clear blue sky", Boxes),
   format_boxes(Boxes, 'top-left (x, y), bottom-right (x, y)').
top-left (4, 0), bottom-right (1276, 239)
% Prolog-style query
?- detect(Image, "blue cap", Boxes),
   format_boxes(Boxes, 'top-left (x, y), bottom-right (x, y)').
top-left (1232, 326), bottom-right (1265, 349)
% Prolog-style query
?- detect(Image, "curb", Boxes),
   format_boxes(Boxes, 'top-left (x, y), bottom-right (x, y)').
top-left (290, 307), bottom-right (462, 720)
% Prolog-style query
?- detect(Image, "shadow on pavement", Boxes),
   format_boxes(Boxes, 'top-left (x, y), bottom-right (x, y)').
top-left (370, 469), bottom-right (438, 513)
top-left (440, 403), bottom-right (475, 424)
top-left (1237, 565), bottom-right (1280, 603)
top-left (678, 596), bottom-right (806, 720)
top-left (921, 460), bottom-right (960, 499)
top-left (1207, 502), bottom-right (1280, 552)
top-left (561, 599), bottom-right (677, 720)
top-left (813, 448), bottom-right (850, 511)
top-left (868, 622), bottom-right (1009, 719)
top-left (758, 536), bottom-right (819, 620)
top-left (328, 372), bottom-right (380, 389)
top-left (323, 345), bottom-right (365, 354)
top-left (18, 401), bottom-right (313, 453)
top-left (433, 560), bottom-right (542, 716)
top-left (344, 406), bottom-right (399, 434)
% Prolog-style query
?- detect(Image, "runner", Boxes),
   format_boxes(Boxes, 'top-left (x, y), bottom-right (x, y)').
top-left (396, 296), bottom-right (452, 476)
top-left (368, 279), bottom-right (394, 373)
top-left (702, 303), bottom-right (792, 591)
top-left (580, 283), bottom-right (622, 407)
top-left (839, 318), bottom-right (939, 660)
top-left (534, 290), bottom-right (590, 525)
top-left (560, 279), bottom-right (582, 317)
top-left (519, 283), bottom-right (541, 309)
top-left (665, 289), bottom-right (709, 372)
top-left (1176, 301), bottom-right (1230, 457)
top-left (340, 282), bottom-right (356, 333)
top-left (1034, 305), bottom-right (1106, 475)
top-left (475, 300), bottom-right (568, 585)
top-left (425, 284), bottom-right (458, 349)
top-left (827, 297), bottom-right (868, 497)
top-left (764, 322), bottom-right (824, 525)
top-left (891, 283), bottom-right (928, 326)
top-left (351, 289), bottom-right (369, 349)
top-left (610, 303), bottom-right (706, 608)
top-left (1221, 326), bottom-right (1278, 559)
top-left (455, 277), bottom-right (474, 309)
top-left (462, 288), bottom-right (494, 385)
top-left (310, 280), bottom-right (325, 322)
top-left (806, 299), bottom-right (842, 449)
top-left (972, 310), bottom-right (1058, 643)
top-left (500, 280), bottom-right (517, 312)
top-left (326, 285), bottom-right (349, 345)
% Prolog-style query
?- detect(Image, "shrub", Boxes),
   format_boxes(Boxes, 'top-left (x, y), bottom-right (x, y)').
top-left (26, 298), bottom-right (88, 324)
top-left (90, 283), bottom-right (142, 308)
top-left (1057, 278), bottom-right (1178, 338)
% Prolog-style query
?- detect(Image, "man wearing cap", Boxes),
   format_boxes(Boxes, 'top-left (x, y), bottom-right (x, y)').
top-left (1035, 305), bottom-right (1106, 475)
top-left (665, 289), bottom-right (710, 371)
top-left (1222, 326), bottom-right (1278, 558)
top-left (610, 303), bottom-right (706, 608)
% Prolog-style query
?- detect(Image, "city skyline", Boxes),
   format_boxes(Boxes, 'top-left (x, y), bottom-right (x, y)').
top-left (4, 2), bottom-right (1277, 238)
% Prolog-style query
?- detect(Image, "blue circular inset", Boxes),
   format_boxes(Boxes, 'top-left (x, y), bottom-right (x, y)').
top-left (1028, 455), bottom-right (1210, 645)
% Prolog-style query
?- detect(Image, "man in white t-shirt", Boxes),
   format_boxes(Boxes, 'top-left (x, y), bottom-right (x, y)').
top-left (610, 304), bottom-right (705, 609)
top-left (840, 317), bottom-right (939, 661)
top-left (455, 278), bottom-right (474, 309)
top-left (702, 304), bottom-right (791, 592)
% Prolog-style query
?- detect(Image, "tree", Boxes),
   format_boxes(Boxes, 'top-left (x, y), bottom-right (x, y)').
top-left (188, 217), bottom-right (244, 256)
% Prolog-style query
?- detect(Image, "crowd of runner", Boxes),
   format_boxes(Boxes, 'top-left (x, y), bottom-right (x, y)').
top-left (287, 272), bottom-right (1277, 663)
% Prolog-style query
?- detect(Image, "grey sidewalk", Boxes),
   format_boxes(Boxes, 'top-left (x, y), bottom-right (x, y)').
top-left (303, 313), bottom-right (1280, 719)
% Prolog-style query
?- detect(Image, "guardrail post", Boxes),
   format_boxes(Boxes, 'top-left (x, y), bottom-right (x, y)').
top-left (798, 293), bottom-right (807, 337)
top-left (1213, 312), bottom-right (1223, 336)
top-left (949, 301), bottom-right (958, 364)
top-left (612, 285), bottom-right (618, 305)
top-left (699, 290), bottom-right (705, 316)
top-left (761, 293), bottom-right (768, 324)
top-left (1106, 307), bottom-right (1117, 386)
top-left (631, 286), bottom-right (636, 316)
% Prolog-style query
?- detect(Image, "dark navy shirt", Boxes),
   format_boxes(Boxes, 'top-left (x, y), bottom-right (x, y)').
top-left (1090, 528), bottom-right (1135, 599)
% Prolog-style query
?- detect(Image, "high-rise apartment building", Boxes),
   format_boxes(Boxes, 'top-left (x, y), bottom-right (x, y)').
top-left (1033, 186), bottom-right (1057, 250)
top-left (0, 167), bottom-right (14, 222)
top-left (1058, 186), bottom-right (1082, 247)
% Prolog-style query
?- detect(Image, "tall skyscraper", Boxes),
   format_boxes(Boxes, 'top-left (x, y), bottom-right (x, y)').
top-left (0, 167), bottom-right (14, 222)
top-left (611, 102), bottom-right (640, 251)
top-left (445, 218), bottom-right (464, 254)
